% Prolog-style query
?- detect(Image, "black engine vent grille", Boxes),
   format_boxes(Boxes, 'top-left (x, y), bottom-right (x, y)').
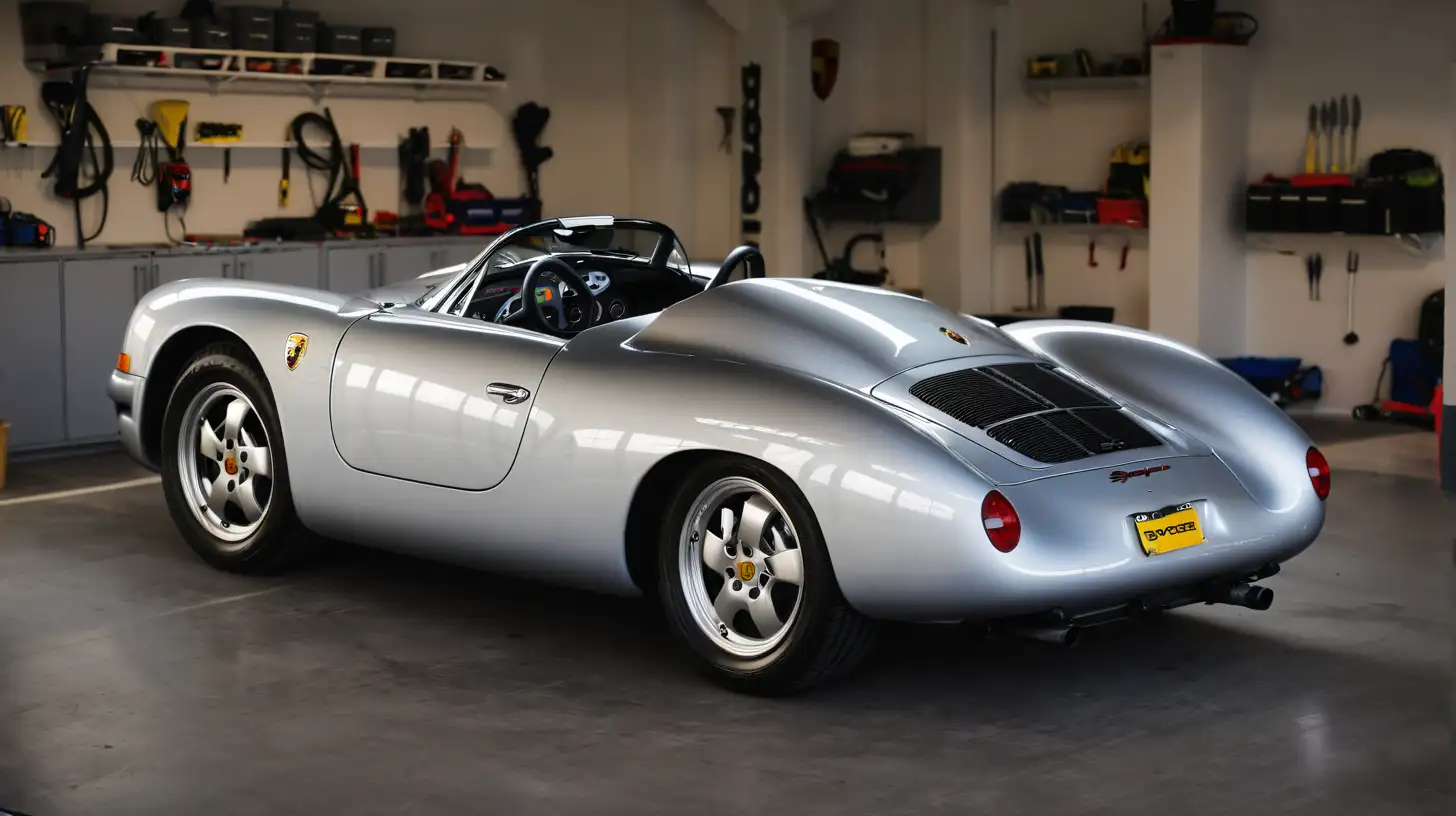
top-left (910, 363), bottom-right (1162, 464)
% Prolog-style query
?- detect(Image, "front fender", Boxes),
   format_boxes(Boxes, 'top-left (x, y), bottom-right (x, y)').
top-left (1004, 320), bottom-right (1318, 513)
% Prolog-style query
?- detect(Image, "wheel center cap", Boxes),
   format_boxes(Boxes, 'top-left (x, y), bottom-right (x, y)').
top-left (737, 561), bottom-right (756, 582)
top-left (224, 457), bottom-right (238, 476)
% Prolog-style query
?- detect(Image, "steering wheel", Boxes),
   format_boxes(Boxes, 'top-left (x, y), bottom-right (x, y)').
top-left (705, 244), bottom-right (767, 290)
top-left (510, 256), bottom-right (598, 337)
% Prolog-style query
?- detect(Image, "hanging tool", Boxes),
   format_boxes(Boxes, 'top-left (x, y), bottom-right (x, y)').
top-left (1119, 242), bottom-right (1130, 271)
top-left (1022, 235), bottom-right (1035, 311)
top-left (1343, 251), bottom-right (1360, 345)
top-left (1088, 239), bottom-right (1099, 268)
top-left (1, 105), bottom-right (27, 146)
top-left (1327, 98), bottom-right (1338, 173)
top-left (1304, 103), bottom-right (1318, 174)
top-left (40, 66), bottom-right (114, 249)
top-left (1033, 231), bottom-right (1046, 311)
top-left (1338, 95), bottom-right (1350, 172)
top-left (279, 144), bottom-right (290, 207)
top-left (1349, 95), bottom-right (1362, 174)
top-left (195, 122), bottom-right (240, 183)
top-left (1305, 252), bottom-right (1322, 301)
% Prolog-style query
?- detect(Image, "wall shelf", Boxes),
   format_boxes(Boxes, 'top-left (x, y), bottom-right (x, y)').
top-left (1246, 231), bottom-right (1443, 260)
top-left (997, 222), bottom-right (1149, 242)
top-left (1022, 74), bottom-right (1149, 104)
top-left (29, 44), bottom-right (507, 102)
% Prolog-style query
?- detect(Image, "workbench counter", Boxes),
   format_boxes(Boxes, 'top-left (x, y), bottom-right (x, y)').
top-left (0, 236), bottom-right (485, 454)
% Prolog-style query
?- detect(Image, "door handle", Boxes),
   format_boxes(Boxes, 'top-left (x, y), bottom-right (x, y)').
top-left (486, 383), bottom-right (531, 405)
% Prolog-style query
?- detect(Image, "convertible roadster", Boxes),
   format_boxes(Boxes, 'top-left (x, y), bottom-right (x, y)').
top-left (108, 216), bottom-right (1329, 694)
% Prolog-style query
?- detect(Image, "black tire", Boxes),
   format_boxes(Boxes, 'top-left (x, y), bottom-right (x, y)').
top-left (656, 455), bottom-right (878, 695)
top-left (159, 342), bottom-right (316, 574)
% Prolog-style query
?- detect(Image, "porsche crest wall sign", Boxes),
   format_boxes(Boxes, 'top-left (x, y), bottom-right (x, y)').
top-left (811, 39), bottom-right (840, 101)
top-left (285, 333), bottom-right (309, 370)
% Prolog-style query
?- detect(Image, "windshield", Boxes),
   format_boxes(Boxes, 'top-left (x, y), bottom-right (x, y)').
top-left (480, 220), bottom-right (689, 277)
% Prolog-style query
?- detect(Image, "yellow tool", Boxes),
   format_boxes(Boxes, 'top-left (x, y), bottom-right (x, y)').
top-left (1028, 56), bottom-right (1062, 78)
top-left (1, 105), bottom-right (27, 145)
top-left (279, 144), bottom-right (291, 207)
top-left (149, 99), bottom-right (190, 153)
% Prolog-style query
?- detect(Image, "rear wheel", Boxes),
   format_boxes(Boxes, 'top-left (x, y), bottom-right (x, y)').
top-left (657, 456), bottom-right (878, 695)
top-left (160, 343), bottom-right (315, 573)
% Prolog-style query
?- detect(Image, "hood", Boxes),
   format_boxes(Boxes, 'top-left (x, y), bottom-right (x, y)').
top-left (627, 278), bottom-right (1025, 390)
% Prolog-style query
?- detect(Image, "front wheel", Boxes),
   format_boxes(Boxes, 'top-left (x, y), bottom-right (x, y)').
top-left (657, 456), bottom-right (878, 695)
top-left (160, 343), bottom-right (315, 574)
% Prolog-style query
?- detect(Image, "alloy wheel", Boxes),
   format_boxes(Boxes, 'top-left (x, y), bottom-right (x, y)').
top-left (176, 382), bottom-right (274, 548)
top-left (678, 477), bottom-right (806, 659)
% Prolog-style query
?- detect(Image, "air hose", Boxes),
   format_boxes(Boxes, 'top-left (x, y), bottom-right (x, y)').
top-left (288, 108), bottom-right (366, 227)
top-left (40, 65), bottom-right (113, 248)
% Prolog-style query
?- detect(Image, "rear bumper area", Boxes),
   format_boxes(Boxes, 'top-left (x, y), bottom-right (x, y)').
top-left (106, 369), bottom-right (151, 469)
top-left (848, 454), bottom-right (1324, 622)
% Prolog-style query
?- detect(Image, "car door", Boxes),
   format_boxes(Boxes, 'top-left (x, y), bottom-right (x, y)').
top-left (329, 306), bottom-right (564, 490)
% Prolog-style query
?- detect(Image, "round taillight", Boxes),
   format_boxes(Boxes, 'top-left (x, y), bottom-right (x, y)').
top-left (981, 490), bottom-right (1021, 553)
top-left (1306, 447), bottom-right (1331, 501)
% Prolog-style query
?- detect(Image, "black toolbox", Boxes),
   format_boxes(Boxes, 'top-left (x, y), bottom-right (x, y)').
top-left (229, 6), bottom-right (275, 52)
top-left (143, 16), bottom-right (194, 47)
top-left (318, 24), bottom-right (363, 55)
top-left (85, 13), bottom-right (140, 45)
top-left (361, 27), bottom-right (396, 57)
top-left (192, 20), bottom-right (233, 49)
top-left (1300, 186), bottom-right (1338, 233)
top-left (1244, 183), bottom-right (1278, 232)
top-left (1338, 184), bottom-right (1373, 234)
top-left (275, 8), bottom-right (320, 52)
top-left (20, 1), bottom-right (90, 53)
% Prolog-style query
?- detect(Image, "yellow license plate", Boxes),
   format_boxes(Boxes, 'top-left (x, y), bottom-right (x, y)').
top-left (1134, 503), bottom-right (1204, 556)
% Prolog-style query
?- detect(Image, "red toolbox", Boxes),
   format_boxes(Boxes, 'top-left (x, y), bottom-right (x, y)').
top-left (1097, 197), bottom-right (1147, 227)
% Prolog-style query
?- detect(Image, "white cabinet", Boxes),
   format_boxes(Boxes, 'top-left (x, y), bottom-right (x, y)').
top-left (324, 246), bottom-right (377, 293)
top-left (438, 243), bottom-right (483, 269)
top-left (0, 260), bottom-right (67, 449)
top-left (61, 256), bottom-right (147, 443)
top-left (237, 248), bottom-right (321, 288)
top-left (151, 253), bottom-right (233, 288)
top-left (381, 245), bottom-right (435, 286)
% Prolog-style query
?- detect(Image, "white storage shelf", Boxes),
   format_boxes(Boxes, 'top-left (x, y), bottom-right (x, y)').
top-left (32, 43), bottom-right (507, 100)
top-left (1246, 231), bottom-right (1443, 260)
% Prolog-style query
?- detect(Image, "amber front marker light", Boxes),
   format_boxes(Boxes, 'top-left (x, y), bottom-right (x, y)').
top-left (116, 353), bottom-right (131, 373)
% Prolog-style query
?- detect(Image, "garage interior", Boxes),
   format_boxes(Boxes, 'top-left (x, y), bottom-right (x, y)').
top-left (0, 0), bottom-right (1451, 813)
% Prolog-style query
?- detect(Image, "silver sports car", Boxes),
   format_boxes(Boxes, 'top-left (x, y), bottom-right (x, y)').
top-left (108, 216), bottom-right (1330, 694)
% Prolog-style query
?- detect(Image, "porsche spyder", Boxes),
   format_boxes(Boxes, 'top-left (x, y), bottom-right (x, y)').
top-left (107, 216), bottom-right (1330, 695)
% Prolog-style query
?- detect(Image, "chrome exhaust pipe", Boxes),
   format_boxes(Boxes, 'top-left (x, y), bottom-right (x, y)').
top-left (1001, 624), bottom-right (1081, 648)
top-left (1213, 583), bottom-right (1274, 611)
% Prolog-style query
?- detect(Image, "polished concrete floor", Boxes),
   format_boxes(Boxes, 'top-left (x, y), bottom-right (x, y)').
top-left (0, 424), bottom-right (1450, 815)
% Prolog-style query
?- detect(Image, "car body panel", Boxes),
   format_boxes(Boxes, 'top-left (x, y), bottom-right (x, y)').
top-left (110, 225), bottom-right (1326, 624)
top-left (330, 310), bottom-right (564, 490)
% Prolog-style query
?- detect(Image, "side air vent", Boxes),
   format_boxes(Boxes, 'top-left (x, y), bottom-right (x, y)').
top-left (909, 363), bottom-right (1162, 464)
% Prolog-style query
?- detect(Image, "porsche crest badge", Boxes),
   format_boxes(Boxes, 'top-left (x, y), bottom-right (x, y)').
top-left (285, 333), bottom-right (309, 371)
top-left (737, 561), bottom-right (757, 583)
top-left (811, 38), bottom-right (840, 101)
top-left (939, 327), bottom-right (968, 345)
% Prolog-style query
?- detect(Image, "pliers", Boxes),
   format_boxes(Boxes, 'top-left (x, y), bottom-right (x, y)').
top-left (1306, 253), bottom-right (1323, 301)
